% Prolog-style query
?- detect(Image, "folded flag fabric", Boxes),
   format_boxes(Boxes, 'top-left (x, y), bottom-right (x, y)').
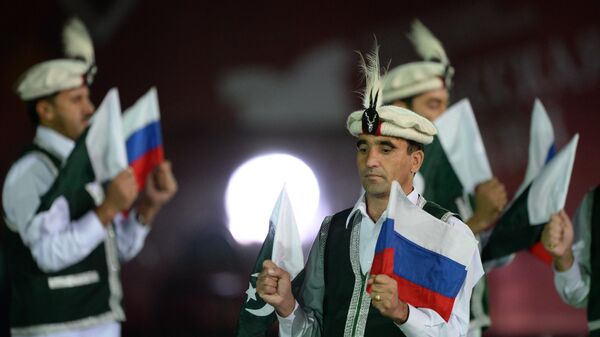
top-left (369, 181), bottom-right (478, 322)
top-left (418, 98), bottom-right (492, 219)
top-left (236, 187), bottom-right (305, 336)
top-left (482, 134), bottom-right (578, 262)
top-left (122, 87), bottom-right (164, 190)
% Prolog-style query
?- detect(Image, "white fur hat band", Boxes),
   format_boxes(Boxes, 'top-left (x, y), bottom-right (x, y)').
top-left (346, 105), bottom-right (437, 144)
top-left (15, 59), bottom-right (94, 100)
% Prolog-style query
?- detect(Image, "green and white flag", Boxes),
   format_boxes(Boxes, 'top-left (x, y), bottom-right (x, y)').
top-left (38, 88), bottom-right (127, 214)
top-left (482, 134), bottom-right (579, 262)
top-left (418, 98), bottom-right (492, 219)
top-left (236, 187), bottom-right (305, 337)
top-left (515, 99), bottom-right (557, 264)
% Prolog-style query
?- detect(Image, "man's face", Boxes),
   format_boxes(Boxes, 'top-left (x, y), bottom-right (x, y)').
top-left (393, 87), bottom-right (449, 122)
top-left (356, 134), bottom-right (423, 199)
top-left (38, 85), bottom-right (95, 140)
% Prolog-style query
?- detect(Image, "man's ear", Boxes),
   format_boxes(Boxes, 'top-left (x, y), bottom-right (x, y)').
top-left (393, 99), bottom-right (408, 108)
top-left (36, 99), bottom-right (54, 124)
top-left (411, 150), bottom-right (424, 174)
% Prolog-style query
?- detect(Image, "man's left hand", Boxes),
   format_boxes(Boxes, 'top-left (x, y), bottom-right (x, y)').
top-left (137, 161), bottom-right (178, 225)
top-left (368, 274), bottom-right (409, 324)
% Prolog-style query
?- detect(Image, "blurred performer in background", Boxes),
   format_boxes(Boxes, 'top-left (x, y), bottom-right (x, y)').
top-left (542, 185), bottom-right (600, 337)
top-left (2, 18), bottom-right (177, 337)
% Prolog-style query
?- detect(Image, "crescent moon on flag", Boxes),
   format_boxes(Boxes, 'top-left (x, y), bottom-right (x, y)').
top-left (245, 303), bottom-right (275, 317)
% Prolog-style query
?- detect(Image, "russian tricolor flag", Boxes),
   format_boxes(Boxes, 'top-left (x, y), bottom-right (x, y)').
top-left (122, 87), bottom-right (164, 190)
top-left (369, 181), bottom-right (478, 322)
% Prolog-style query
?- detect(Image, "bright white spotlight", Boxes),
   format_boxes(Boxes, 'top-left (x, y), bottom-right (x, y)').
top-left (226, 154), bottom-right (320, 245)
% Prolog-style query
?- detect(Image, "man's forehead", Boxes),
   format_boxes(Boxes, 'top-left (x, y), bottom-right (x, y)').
top-left (59, 84), bottom-right (90, 97)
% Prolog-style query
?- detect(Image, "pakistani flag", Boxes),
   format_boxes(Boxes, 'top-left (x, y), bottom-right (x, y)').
top-left (418, 98), bottom-right (492, 219)
top-left (39, 88), bottom-right (127, 214)
top-left (516, 99), bottom-right (557, 264)
top-left (481, 134), bottom-right (579, 262)
top-left (236, 187), bottom-right (305, 337)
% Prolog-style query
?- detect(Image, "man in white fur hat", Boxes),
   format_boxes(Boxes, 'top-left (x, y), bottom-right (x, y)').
top-left (2, 18), bottom-right (177, 336)
top-left (255, 47), bottom-right (483, 337)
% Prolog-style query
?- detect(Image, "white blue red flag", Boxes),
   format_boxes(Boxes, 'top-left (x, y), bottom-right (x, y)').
top-left (122, 87), bottom-right (164, 190)
top-left (369, 181), bottom-right (477, 322)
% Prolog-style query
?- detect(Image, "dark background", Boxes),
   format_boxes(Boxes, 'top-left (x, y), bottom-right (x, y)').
top-left (1, 0), bottom-right (599, 336)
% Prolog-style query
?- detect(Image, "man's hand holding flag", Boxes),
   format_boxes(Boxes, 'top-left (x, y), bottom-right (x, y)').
top-left (236, 187), bottom-right (305, 336)
top-left (368, 181), bottom-right (479, 322)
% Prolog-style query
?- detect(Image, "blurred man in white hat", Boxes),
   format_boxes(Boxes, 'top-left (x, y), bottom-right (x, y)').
top-left (255, 46), bottom-right (483, 337)
top-left (2, 18), bottom-right (177, 337)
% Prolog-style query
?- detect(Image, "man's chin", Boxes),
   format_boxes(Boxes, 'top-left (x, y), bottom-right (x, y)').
top-left (363, 184), bottom-right (390, 197)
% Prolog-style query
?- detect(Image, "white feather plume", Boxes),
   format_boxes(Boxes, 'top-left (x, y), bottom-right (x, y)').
top-left (358, 43), bottom-right (383, 109)
top-left (62, 17), bottom-right (94, 65)
top-left (407, 19), bottom-right (449, 65)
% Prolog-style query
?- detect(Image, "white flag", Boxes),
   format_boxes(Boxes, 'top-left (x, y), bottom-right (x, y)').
top-left (271, 186), bottom-right (304, 279)
top-left (434, 98), bottom-right (492, 195)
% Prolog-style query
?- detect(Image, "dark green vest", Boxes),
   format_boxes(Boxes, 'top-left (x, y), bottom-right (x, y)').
top-left (322, 200), bottom-right (455, 337)
top-left (3, 144), bottom-right (123, 335)
top-left (589, 187), bottom-right (600, 336)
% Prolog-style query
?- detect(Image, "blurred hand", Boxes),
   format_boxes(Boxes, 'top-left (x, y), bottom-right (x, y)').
top-left (143, 161), bottom-right (178, 207)
top-left (541, 210), bottom-right (575, 271)
top-left (467, 177), bottom-right (507, 234)
top-left (136, 161), bottom-right (178, 225)
top-left (96, 168), bottom-right (138, 225)
top-left (256, 260), bottom-right (295, 317)
top-left (368, 274), bottom-right (409, 324)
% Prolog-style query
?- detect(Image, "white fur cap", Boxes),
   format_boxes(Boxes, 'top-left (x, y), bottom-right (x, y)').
top-left (346, 105), bottom-right (437, 144)
top-left (15, 59), bottom-right (90, 101)
top-left (381, 61), bottom-right (453, 104)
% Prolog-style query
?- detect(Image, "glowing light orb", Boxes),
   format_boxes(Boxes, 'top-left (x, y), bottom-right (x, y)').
top-left (225, 154), bottom-right (320, 245)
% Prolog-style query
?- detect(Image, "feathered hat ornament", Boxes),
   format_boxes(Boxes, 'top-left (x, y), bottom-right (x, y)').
top-left (347, 42), bottom-right (438, 144)
top-left (407, 19), bottom-right (453, 86)
top-left (62, 17), bottom-right (97, 85)
top-left (360, 44), bottom-right (383, 135)
top-left (14, 17), bottom-right (98, 100)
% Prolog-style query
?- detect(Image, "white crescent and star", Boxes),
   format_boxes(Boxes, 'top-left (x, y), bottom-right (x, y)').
top-left (244, 272), bottom-right (275, 316)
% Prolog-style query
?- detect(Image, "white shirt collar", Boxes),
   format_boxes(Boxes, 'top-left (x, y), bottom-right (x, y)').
top-left (346, 186), bottom-right (420, 228)
top-left (33, 126), bottom-right (75, 162)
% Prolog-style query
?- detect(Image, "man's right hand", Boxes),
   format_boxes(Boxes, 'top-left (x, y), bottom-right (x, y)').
top-left (467, 177), bottom-right (507, 234)
top-left (256, 260), bottom-right (295, 317)
top-left (541, 210), bottom-right (575, 271)
top-left (95, 168), bottom-right (138, 225)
